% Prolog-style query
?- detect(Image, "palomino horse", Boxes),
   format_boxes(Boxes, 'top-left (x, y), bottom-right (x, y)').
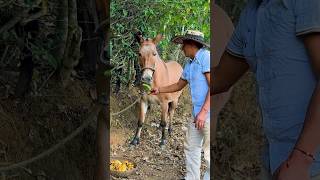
top-left (212, 4), bottom-right (234, 143)
top-left (130, 33), bottom-right (183, 148)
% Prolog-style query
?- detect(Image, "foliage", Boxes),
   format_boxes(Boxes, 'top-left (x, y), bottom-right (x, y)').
top-left (215, 0), bottom-right (247, 23)
top-left (110, 0), bottom-right (210, 86)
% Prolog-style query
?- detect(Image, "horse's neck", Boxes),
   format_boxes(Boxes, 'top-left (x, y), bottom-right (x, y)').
top-left (152, 57), bottom-right (168, 87)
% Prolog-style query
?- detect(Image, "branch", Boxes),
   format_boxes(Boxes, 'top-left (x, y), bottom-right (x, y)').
top-left (0, 9), bottom-right (29, 34)
top-left (0, 0), bottom-right (15, 8)
top-left (21, 0), bottom-right (48, 25)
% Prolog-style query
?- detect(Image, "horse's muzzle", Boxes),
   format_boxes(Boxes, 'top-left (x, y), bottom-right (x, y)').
top-left (141, 76), bottom-right (152, 84)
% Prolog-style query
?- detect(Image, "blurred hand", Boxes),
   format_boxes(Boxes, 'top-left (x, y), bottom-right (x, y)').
top-left (194, 110), bottom-right (207, 130)
top-left (274, 149), bottom-right (312, 180)
top-left (150, 87), bottom-right (160, 95)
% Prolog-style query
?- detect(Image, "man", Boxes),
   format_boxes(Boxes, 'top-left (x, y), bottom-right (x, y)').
top-left (213, 0), bottom-right (320, 179)
top-left (151, 30), bottom-right (210, 180)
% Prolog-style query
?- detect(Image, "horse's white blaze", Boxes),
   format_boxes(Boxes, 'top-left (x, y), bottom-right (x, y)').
top-left (140, 44), bottom-right (153, 54)
top-left (142, 69), bottom-right (153, 79)
top-left (140, 44), bottom-right (156, 81)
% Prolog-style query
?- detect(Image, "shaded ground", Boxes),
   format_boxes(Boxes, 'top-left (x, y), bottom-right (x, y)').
top-left (110, 87), bottom-right (208, 180)
top-left (0, 75), bottom-right (97, 180)
top-left (214, 72), bottom-right (264, 180)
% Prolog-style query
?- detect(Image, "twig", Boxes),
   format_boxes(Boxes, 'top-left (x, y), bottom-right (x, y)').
top-left (0, 9), bottom-right (29, 34)
top-left (0, 0), bottom-right (15, 8)
top-left (111, 98), bottom-right (139, 116)
top-left (21, 0), bottom-right (48, 25)
top-left (0, 46), bottom-right (9, 65)
top-left (37, 69), bottom-right (55, 92)
top-left (12, 0), bottom-right (41, 8)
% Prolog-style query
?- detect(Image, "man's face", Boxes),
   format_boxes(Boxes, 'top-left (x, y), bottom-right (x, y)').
top-left (181, 43), bottom-right (193, 58)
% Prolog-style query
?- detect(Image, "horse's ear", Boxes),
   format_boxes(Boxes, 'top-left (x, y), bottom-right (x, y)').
top-left (134, 31), bottom-right (144, 44)
top-left (153, 34), bottom-right (163, 44)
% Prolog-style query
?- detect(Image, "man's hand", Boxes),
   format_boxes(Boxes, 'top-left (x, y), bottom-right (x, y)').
top-left (274, 149), bottom-right (313, 180)
top-left (194, 110), bottom-right (207, 130)
top-left (150, 87), bottom-right (159, 95)
top-left (150, 79), bottom-right (187, 95)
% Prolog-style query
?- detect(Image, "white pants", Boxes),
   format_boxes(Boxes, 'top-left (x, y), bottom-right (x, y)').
top-left (184, 118), bottom-right (210, 180)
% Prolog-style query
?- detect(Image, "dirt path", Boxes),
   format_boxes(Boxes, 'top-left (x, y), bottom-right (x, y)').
top-left (110, 89), bottom-right (207, 180)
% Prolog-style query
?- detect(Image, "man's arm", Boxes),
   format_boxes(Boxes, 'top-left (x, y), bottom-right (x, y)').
top-left (212, 51), bottom-right (249, 95)
top-left (275, 33), bottom-right (320, 180)
top-left (157, 78), bottom-right (188, 93)
top-left (194, 72), bottom-right (210, 130)
top-left (201, 72), bottom-right (210, 112)
top-left (295, 33), bottom-right (320, 156)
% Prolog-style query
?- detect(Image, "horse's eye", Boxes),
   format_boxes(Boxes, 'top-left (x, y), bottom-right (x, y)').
top-left (153, 52), bottom-right (157, 56)
top-left (138, 53), bottom-right (142, 57)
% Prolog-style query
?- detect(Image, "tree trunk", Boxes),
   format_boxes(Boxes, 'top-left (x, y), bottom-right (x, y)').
top-left (94, 0), bottom-right (110, 179)
top-left (59, 0), bottom-right (82, 87)
top-left (54, 0), bottom-right (68, 67)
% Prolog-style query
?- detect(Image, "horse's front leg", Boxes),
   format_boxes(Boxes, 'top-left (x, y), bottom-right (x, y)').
top-left (130, 99), bottom-right (148, 145)
top-left (159, 102), bottom-right (169, 148)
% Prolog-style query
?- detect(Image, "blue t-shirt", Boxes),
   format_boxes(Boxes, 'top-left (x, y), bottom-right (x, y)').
top-left (227, 0), bottom-right (320, 176)
top-left (181, 48), bottom-right (210, 122)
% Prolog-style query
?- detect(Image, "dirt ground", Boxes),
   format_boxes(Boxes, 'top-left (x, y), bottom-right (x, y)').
top-left (0, 74), bottom-right (97, 180)
top-left (214, 72), bottom-right (264, 180)
top-left (110, 86), bottom-right (208, 180)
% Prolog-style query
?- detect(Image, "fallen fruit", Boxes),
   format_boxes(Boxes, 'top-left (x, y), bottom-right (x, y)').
top-left (110, 159), bottom-right (135, 172)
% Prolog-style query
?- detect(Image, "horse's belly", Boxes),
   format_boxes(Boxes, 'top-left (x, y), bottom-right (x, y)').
top-left (142, 95), bottom-right (160, 105)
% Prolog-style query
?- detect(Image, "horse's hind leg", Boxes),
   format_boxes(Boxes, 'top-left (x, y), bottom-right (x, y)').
top-left (168, 100), bottom-right (178, 136)
top-left (159, 102), bottom-right (169, 148)
top-left (130, 99), bottom-right (148, 145)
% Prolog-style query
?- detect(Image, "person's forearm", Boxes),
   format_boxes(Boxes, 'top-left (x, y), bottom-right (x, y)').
top-left (295, 82), bottom-right (320, 157)
top-left (200, 90), bottom-right (210, 113)
top-left (294, 33), bottom-right (320, 159)
top-left (159, 82), bottom-right (182, 93)
top-left (213, 66), bottom-right (230, 95)
top-left (212, 51), bottom-right (249, 95)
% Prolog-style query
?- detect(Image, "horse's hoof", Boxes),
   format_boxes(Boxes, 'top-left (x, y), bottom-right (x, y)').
top-left (130, 137), bottom-right (140, 145)
top-left (160, 144), bottom-right (166, 150)
top-left (159, 139), bottom-right (167, 148)
top-left (168, 128), bottom-right (173, 136)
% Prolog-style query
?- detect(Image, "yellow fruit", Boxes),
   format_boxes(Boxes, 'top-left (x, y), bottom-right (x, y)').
top-left (109, 159), bottom-right (134, 172)
top-left (118, 164), bottom-right (127, 172)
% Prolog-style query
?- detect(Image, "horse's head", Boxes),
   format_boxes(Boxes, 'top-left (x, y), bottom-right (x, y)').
top-left (135, 33), bottom-right (163, 85)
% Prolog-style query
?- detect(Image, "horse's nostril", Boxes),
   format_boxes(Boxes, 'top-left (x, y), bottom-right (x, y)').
top-left (142, 76), bottom-right (152, 83)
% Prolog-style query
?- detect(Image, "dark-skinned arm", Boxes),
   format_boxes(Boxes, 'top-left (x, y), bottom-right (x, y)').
top-left (195, 72), bottom-right (210, 130)
top-left (275, 33), bottom-right (320, 180)
top-left (295, 33), bottom-right (320, 159)
top-left (151, 78), bottom-right (188, 94)
top-left (212, 51), bottom-right (249, 95)
top-left (200, 72), bottom-right (210, 113)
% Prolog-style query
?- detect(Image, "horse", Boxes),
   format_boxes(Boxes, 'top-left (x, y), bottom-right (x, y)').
top-left (212, 4), bottom-right (234, 144)
top-left (130, 33), bottom-right (183, 148)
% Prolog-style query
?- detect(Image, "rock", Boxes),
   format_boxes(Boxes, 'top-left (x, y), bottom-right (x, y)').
top-left (150, 122), bottom-right (159, 128)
